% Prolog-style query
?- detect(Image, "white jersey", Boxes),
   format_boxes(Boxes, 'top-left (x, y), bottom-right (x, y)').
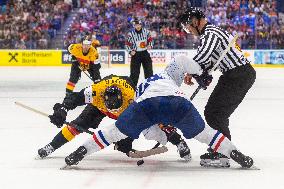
top-left (135, 72), bottom-right (187, 103)
top-left (135, 55), bottom-right (203, 103)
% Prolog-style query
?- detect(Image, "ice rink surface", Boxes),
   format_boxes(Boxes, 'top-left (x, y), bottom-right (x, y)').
top-left (0, 65), bottom-right (284, 189)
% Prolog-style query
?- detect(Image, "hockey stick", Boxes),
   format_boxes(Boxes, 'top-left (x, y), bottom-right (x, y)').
top-left (128, 146), bottom-right (168, 159)
top-left (14, 101), bottom-right (93, 134)
top-left (78, 66), bottom-right (93, 81)
top-left (190, 34), bottom-right (239, 100)
top-left (190, 85), bottom-right (202, 100)
top-left (15, 101), bottom-right (167, 162)
top-left (15, 101), bottom-right (49, 117)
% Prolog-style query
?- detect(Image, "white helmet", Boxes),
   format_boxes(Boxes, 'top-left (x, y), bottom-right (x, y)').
top-left (165, 55), bottom-right (203, 86)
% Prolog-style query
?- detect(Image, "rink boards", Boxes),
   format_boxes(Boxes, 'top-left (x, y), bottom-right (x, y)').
top-left (0, 49), bottom-right (284, 67)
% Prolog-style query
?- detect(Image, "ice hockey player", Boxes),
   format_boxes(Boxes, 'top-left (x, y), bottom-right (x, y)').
top-left (65, 37), bottom-right (101, 96)
top-left (64, 55), bottom-right (254, 169)
top-left (37, 75), bottom-right (191, 160)
top-left (178, 7), bottom-right (256, 167)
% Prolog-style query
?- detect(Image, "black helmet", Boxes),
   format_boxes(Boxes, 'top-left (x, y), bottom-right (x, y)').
top-left (103, 86), bottom-right (123, 110)
top-left (131, 17), bottom-right (142, 25)
top-left (179, 7), bottom-right (205, 26)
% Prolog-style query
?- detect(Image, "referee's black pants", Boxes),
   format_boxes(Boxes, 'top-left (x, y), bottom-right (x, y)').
top-left (204, 64), bottom-right (256, 140)
top-left (130, 50), bottom-right (153, 86)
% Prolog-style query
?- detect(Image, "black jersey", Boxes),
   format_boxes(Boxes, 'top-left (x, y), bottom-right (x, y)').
top-left (125, 28), bottom-right (153, 52)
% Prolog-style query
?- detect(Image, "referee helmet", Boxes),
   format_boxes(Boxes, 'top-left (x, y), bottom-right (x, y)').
top-left (179, 7), bottom-right (205, 26)
top-left (179, 7), bottom-right (206, 35)
top-left (131, 17), bottom-right (142, 26)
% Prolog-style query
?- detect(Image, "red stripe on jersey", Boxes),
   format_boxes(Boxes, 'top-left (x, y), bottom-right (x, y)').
top-left (76, 57), bottom-right (91, 64)
top-left (213, 135), bottom-right (225, 152)
top-left (101, 111), bottom-right (118, 120)
top-left (93, 133), bottom-right (104, 149)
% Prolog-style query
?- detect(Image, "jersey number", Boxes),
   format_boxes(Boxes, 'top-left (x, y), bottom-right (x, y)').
top-left (136, 74), bottom-right (163, 97)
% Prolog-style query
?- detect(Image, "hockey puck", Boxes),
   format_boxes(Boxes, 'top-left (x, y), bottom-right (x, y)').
top-left (137, 160), bottom-right (144, 166)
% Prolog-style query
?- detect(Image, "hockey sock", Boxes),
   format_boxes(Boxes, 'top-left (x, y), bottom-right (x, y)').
top-left (194, 124), bottom-right (237, 157)
top-left (142, 124), bottom-right (167, 145)
top-left (50, 125), bottom-right (80, 149)
top-left (83, 123), bottom-right (128, 155)
top-left (66, 81), bottom-right (76, 93)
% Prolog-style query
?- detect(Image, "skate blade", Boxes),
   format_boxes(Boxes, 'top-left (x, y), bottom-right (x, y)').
top-left (240, 165), bottom-right (260, 170)
top-left (34, 155), bottom-right (43, 160)
top-left (182, 154), bottom-right (192, 162)
top-left (200, 159), bottom-right (230, 168)
top-left (60, 164), bottom-right (72, 170)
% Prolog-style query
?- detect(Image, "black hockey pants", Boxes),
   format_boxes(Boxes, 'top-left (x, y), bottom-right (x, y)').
top-left (67, 62), bottom-right (101, 93)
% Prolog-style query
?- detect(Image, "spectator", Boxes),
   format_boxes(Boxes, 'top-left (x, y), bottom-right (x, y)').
top-left (0, 0), bottom-right (71, 49)
top-left (1, 0), bottom-right (283, 49)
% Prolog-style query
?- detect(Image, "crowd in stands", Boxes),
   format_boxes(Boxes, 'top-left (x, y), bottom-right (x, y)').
top-left (64, 0), bottom-right (284, 50)
top-left (0, 0), bottom-right (71, 49)
top-left (64, 0), bottom-right (189, 49)
top-left (0, 0), bottom-right (283, 49)
top-left (64, 0), bottom-right (193, 49)
top-left (206, 0), bottom-right (284, 49)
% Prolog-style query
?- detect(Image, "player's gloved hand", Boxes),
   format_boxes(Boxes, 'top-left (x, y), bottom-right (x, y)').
top-left (114, 137), bottom-right (134, 156)
top-left (63, 93), bottom-right (78, 110)
top-left (49, 103), bottom-right (67, 128)
top-left (159, 124), bottom-right (176, 134)
top-left (160, 124), bottom-right (182, 145)
top-left (192, 71), bottom-right (213, 90)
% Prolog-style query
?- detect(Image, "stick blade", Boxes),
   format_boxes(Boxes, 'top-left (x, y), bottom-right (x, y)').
top-left (128, 146), bottom-right (168, 158)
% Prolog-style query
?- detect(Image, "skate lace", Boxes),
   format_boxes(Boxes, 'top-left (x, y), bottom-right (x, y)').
top-left (43, 144), bottom-right (54, 155)
top-left (177, 141), bottom-right (188, 153)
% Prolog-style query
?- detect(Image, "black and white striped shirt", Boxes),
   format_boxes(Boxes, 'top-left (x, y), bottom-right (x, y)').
top-left (193, 23), bottom-right (249, 73)
top-left (125, 28), bottom-right (153, 52)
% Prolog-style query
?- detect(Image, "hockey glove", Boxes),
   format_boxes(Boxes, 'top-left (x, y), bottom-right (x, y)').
top-left (192, 71), bottom-right (213, 90)
top-left (160, 125), bottom-right (182, 145)
top-left (114, 137), bottom-right (134, 156)
top-left (49, 103), bottom-right (67, 128)
top-left (63, 90), bottom-right (86, 110)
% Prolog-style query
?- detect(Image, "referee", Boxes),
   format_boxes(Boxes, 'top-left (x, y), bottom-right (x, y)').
top-left (125, 18), bottom-right (153, 86)
top-left (179, 8), bottom-right (256, 167)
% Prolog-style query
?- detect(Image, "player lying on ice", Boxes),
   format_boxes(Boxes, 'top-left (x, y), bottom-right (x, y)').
top-left (64, 55), bottom-right (254, 168)
top-left (37, 74), bottom-right (191, 160)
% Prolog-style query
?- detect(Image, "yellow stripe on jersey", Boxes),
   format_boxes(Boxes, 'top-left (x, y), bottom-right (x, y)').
top-left (66, 83), bottom-right (75, 91)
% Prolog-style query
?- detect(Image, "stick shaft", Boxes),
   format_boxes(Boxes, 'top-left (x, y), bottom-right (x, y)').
top-left (190, 85), bottom-right (202, 100)
top-left (15, 101), bottom-right (49, 117)
top-left (79, 66), bottom-right (93, 81)
top-left (191, 34), bottom-right (239, 100)
top-left (209, 34), bottom-right (239, 74)
top-left (15, 101), bottom-right (95, 135)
